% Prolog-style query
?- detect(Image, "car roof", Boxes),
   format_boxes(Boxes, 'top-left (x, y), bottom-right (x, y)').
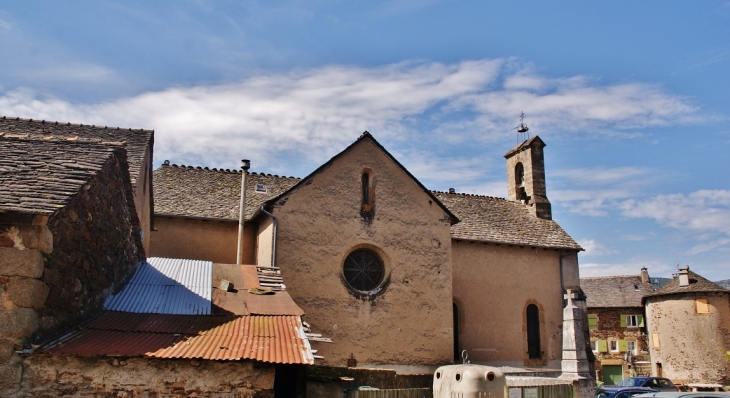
top-left (634, 392), bottom-right (730, 398)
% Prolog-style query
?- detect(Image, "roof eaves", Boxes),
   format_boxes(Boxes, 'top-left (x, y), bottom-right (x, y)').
top-left (452, 236), bottom-right (582, 251)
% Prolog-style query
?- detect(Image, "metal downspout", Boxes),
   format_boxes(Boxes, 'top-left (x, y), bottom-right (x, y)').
top-left (559, 250), bottom-right (567, 308)
top-left (260, 205), bottom-right (278, 269)
top-left (236, 159), bottom-right (250, 265)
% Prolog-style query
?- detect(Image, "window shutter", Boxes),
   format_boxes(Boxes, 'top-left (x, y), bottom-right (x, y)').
top-left (638, 315), bottom-right (644, 327)
top-left (598, 340), bottom-right (608, 353)
top-left (620, 314), bottom-right (627, 327)
top-left (696, 298), bottom-right (710, 314)
top-left (618, 340), bottom-right (628, 352)
top-left (588, 315), bottom-right (598, 330)
top-left (652, 333), bottom-right (660, 348)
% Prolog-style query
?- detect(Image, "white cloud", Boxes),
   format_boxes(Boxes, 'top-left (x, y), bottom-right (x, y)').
top-left (577, 239), bottom-right (618, 257)
top-left (580, 259), bottom-right (674, 278)
top-left (619, 190), bottom-right (730, 235)
top-left (0, 59), bottom-right (701, 174)
top-left (688, 238), bottom-right (730, 255)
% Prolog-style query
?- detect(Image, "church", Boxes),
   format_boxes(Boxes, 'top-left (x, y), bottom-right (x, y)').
top-left (150, 131), bottom-right (584, 372)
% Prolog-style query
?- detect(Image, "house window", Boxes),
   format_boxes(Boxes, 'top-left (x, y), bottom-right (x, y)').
top-left (696, 298), bottom-right (710, 314)
top-left (255, 184), bottom-right (267, 192)
top-left (588, 314), bottom-right (598, 330)
top-left (526, 304), bottom-right (541, 359)
top-left (626, 340), bottom-right (637, 355)
top-left (621, 314), bottom-right (643, 328)
top-left (591, 340), bottom-right (599, 352)
top-left (609, 340), bottom-right (619, 352)
top-left (343, 248), bottom-right (384, 292)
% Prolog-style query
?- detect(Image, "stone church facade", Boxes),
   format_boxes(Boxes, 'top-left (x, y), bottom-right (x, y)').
top-left (151, 132), bottom-right (584, 372)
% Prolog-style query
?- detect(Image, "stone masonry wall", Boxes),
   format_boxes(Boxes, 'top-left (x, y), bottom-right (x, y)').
top-left (20, 356), bottom-right (274, 397)
top-left (588, 307), bottom-right (649, 381)
top-left (0, 153), bottom-right (143, 396)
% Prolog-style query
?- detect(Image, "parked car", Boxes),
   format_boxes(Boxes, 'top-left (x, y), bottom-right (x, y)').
top-left (634, 392), bottom-right (730, 398)
top-left (617, 377), bottom-right (679, 391)
top-left (596, 387), bottom-right (657, 398)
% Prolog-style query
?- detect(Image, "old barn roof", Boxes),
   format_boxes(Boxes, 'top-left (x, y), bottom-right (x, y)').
top-left (433, 191), bottom-right (582, 250)
top-left (581, 275), bottom-right (654, 308)
top-left (153, 164), bottom-right (300, 220)
top-left (0, 117), bottom-right (153, 187)
top-left (42, 312), bottom-right (314, 364)
top-left (0, 133), bottom-right (132, 218)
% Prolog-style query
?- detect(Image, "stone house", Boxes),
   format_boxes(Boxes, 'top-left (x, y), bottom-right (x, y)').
top-left (643, 267), bottom-right (730, 386)
top-left (581, 269), bottom-right (654, 385)
top-left (0, 117), bottom-right (155, 253)
top-left (151, 132), bottom-right (586, 374)
top-left (0, 132), bottom-right (145, 395)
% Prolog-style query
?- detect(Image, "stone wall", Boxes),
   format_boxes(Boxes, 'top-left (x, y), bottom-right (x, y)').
top-left (588, 307), bottom-right (650, 381)
top-left (18, 356), bottom-right (274, 397)
top-left (0, 153), bottom-right (143, 396)
top-left (646, 292), bottom-right (730, 385)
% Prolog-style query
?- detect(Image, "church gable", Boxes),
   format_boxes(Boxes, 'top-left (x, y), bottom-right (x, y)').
top-left (270, 133), bottom-right (454, 367)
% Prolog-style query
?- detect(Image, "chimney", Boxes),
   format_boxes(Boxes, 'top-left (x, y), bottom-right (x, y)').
top-left (678, 266), bottom-right (690, 287)
top-left (641, 267), bottom-right (650, 284)
top-left (504, 136), bottom-right (552, 220)
top-left (236, 159), bottom-right (251, 265)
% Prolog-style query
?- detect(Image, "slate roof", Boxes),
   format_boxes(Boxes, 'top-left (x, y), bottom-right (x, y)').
top-left (0, 116), bottom-right (153, 187)
top-left (644, 269), bottom-right (728, 300)
top-left (153, 164), bottom-right (300, 220)
top-left (0, 133), bottom-right (128, 216)
top-left (504, 135), bottom-right (546, 158)
top-left (580, 275), bottom-right (654, 308)
top-left (432, 191), bottom-right (582, 250)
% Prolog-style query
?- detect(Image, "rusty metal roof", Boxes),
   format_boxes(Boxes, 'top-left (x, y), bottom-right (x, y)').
top-left (42, 311), bottom-right (313, 365)
top-left (104, 257), bottom-right (212, 315)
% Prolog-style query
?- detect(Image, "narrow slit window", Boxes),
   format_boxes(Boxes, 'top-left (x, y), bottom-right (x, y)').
top-left (360, 171), bottom-right (374, 218)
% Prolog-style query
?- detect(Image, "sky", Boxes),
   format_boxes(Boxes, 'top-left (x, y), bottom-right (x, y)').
top-left (0, 1), bottom-right (728, 280)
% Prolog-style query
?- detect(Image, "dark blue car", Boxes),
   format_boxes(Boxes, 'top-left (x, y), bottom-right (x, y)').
top-left (596, 387), bottom-right (658, 398)
top-left (617, 377), bottom-right (678, 391)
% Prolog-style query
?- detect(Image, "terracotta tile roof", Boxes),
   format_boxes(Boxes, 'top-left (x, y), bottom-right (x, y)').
top-left (0, 133), bottom-right (126, 216)
top-left (0, 116), bottom-right (153, 187)
top-left (645, 269), bottom-right (728, 299)
top-left (432, 191), bottom-right (582, 250)
top-left (580, 275), bottom-right (654, 308)
top-left (153, 164), bottom-right (300, 220)
top-left (42, 311), bottom-right (313, 364)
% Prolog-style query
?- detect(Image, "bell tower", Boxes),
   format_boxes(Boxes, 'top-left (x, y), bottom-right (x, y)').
top-left (504, 135), bottom-right (552, 220)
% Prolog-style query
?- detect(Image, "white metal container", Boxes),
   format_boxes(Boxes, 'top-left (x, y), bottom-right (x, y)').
top-left (433, 364), bottom-right (506, 398)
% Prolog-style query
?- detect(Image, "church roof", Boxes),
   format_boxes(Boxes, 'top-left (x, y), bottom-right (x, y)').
top-left (0, 116), bottom-right (153, 187)
top-left (153, 164), bottom-right (300, 220)
top-left (153, 164), bottom-right (581, 250)
top-left (0, 133), bottom-right (130, 218)
top-left (432, 191), bottom-right (582, 250)
top-left (504, 135), bottom-right (546, 158)
top-left (644, 269), bottom-right (728, 300)
top-left (580, 274), bottom-right (654, 308)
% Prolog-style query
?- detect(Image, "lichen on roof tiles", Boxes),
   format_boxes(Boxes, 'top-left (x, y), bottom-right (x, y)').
top-left (153, 165), bottom-right (300, 220)
top-left (432, 191), bottom-right (582, 250)
top-left (646, 269), bottom-right (728, 298)
top-left (0, 134), bottom-right (124, 215)
top-left (580, 275), bottom-right (654, 308)
top-left (0, 116), bottom-right (153, 186)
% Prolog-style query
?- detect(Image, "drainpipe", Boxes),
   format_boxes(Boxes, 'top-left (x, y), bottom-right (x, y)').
top-left (236, 159), bottom-right (251, 265)
top-left (259, 205), bottom-right (278, 268)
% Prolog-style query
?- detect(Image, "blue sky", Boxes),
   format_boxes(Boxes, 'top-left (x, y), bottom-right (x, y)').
top-left (1, 1), bottom-right (728, 280)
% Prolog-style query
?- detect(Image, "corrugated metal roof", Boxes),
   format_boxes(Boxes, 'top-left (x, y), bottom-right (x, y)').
top-left (104, 257), bottom-right (212, 315)
top-left (42, 312), bottom-right (313, 365)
